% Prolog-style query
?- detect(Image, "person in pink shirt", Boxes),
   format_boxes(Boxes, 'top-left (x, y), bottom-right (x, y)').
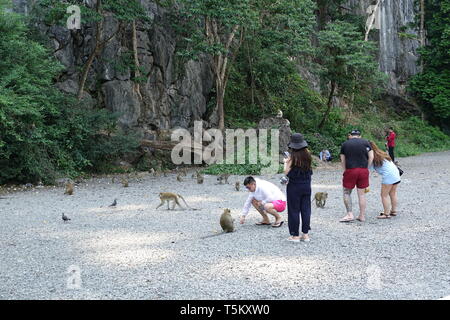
top-left (385, 127), bottom-right (396, 163)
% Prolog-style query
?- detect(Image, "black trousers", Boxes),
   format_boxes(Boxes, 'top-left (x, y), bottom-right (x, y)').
top-left (388, 146), bottom-right (395, 162)
top-left (287, 183), bottom-right (311, 236)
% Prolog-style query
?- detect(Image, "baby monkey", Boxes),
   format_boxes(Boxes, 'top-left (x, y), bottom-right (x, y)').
top-left (313, 192), bottom-right (328, 208)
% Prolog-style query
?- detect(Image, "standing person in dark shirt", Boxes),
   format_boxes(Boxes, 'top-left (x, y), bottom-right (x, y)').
top-left (283, 133), bottom-right (313, 242)
top-left (385, 127), bottom-right (396, 163)
top-left (339, 130), bottom-right (374, 222)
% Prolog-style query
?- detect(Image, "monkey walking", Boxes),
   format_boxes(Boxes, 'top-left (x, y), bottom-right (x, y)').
top-left (312, 192), bottom-right (328, 208)
top-left (156, 192), bottom-right (199, 210)
top-left (216, 173), bottom-right (230, 185)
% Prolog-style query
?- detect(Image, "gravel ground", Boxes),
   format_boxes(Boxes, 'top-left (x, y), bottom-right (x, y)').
top-left (0, 151), bottom-right (449, 300)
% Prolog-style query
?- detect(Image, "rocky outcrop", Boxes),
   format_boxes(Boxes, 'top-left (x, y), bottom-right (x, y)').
top-left (12, 0), bottom-right (215, 136)
top-left (346, 0), bottom-right (421, 96)
top-left (258, 117), bottom-right (292, 153)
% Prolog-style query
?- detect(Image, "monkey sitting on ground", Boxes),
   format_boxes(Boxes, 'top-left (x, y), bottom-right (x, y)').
top-left (216, 173), bottom-right (230, 185)
top-left (121, 177), bottom-right (129, 187)
top-left (220, 208), bottom-right (235, 233)
top-left (176, 172), bottom-right (186, 182)
top-left (197, 173), bottom-right (204, 184)
top-left (313, 192), bottom-right (328, 208)
top-left (64, 182), bottom-right (74, 195)
top-left (235, 181), bottom-right (240, 191)
top-left (156, 192), bottom-right (199, 210)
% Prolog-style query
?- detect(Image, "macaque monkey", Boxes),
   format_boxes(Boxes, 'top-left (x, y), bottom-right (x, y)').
top-left (176, 172), bottom-right (186, 182)
top-left (220, 208), bottom-right (235, 233)
top-left (216, 173), bottom-right (230, 184)
top-left (197, 173), bottom-right (204, 184)
top-left (191, 169), bottom-right (200, 179)
top-left (313, 192), bottom-right (328, 208)
top-left (156, 192), bottom-right (199, 210)
top-left (64, 182), bottom-right (74, 195)
top-left (121, 177), bottom-right (129, 187)
top-left (235, 181), bottom-right (240, 191)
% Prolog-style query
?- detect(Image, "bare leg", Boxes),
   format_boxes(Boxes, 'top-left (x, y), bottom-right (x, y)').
top-left (356, 188), bottom-right (367, 221)
top-left (341, 188), bottom-right (354, 221)
top-left (264, 203), bottom-right (282, 225)
top-left (389, 184), bottom-right (398, 214)
top-left (252, 199), bottom-right (270, 224)
top-left (380, 184), bottom-right (393, 216)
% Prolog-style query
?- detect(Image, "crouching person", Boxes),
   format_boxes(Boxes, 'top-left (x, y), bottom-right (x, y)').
top-left (240, 176), bottom-right (286, 227)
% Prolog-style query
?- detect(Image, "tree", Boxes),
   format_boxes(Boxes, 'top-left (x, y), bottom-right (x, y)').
top-left (224, 0), bottom-right (317, 119)
top-left (34, 0), bottom-right (147, 101)
top-left (316, 21), bottom-right (383, 129)
top-left (0, 8), bottom-right (138, 184)
top-left (173, 0), bottom-right (259, 130)
top-left (409, 0), bottom-right (450, 130)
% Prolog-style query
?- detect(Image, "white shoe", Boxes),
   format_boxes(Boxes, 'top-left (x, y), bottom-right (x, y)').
top-left (286, 237), bottom-right (300, 242)
top-left (301, 236), bottom-right (311, 242)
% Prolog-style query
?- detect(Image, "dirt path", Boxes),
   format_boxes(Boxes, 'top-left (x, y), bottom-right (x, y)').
top-left (0, 151), bottom-right (449, 299)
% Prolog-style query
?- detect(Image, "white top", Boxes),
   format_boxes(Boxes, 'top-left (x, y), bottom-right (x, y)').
top-left (242, 178), bottom-right (286, 216)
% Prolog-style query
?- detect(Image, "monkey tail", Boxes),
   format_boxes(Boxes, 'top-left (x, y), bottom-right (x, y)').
top-left (177, 194), bottom-right (199, 210)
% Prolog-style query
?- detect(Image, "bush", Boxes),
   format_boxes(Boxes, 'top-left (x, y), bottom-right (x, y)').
top-left (0, 10), bottom-right (139, 184)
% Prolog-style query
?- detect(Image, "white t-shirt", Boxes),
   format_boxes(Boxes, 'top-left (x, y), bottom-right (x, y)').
top-left (242, 178), bottom-right (286, 216)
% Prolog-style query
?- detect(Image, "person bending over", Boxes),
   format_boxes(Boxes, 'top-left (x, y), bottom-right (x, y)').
top-left (240, 176), bottom-right (286, 227)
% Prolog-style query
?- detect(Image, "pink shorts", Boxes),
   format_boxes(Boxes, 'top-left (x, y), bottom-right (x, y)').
top-left (272, 200), bottom-right (287, 212)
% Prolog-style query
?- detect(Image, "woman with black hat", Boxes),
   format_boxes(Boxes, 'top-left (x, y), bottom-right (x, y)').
top-left (284, 133), bottom-right (313, 242)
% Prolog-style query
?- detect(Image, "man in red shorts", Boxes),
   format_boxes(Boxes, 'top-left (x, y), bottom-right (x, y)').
top-left (339, 130), bottom-right (374, 222)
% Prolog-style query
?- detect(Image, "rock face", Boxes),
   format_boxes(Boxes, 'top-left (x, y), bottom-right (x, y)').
top-left (12, 0), bottom-right (215, 135)
top-left (12, 0), bottom-right (422, 132)
top-left (258, 118), bottom-right (292, 154)
top-left (346, 0), bottom-right (421, 96)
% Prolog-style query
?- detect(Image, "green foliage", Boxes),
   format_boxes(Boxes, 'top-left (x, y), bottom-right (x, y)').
top-left (0, 10), bottom-right (139, 184)
top-left (317, 21), bottom-right (384, 96)
top-left (408, 0), bottom-right (450, 130)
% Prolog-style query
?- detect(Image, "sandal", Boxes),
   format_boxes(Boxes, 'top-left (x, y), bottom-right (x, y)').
top-left (272, 221), bottom-right (284, 228)
top-left (377, 213), bottom-right (391, 219)
top-left (339, 216), bottom-right (355, 222)
top-left (390, 211), bottom-right (397, 216)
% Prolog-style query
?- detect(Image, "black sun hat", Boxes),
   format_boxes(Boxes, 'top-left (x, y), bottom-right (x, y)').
top-left (288, 133), bottom-right (308, 150)
top-left (350, 129), bottom-right (361, 136)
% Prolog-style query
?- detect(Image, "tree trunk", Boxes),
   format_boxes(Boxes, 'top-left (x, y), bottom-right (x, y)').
top-left (132, 20), bottom-right (143, 100)
top-left (364, 0), bottom-right (380, 41)
top-left (419, 0), bottom-right (425, 47)
top-left (318, 81), bottom-right (336, 129)
top-left (216, 82), bottom-right (225, 130)
top-left (246, 41), bottom-right (255, 106)
top-left (77, 0), bottom-right (103, 101)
